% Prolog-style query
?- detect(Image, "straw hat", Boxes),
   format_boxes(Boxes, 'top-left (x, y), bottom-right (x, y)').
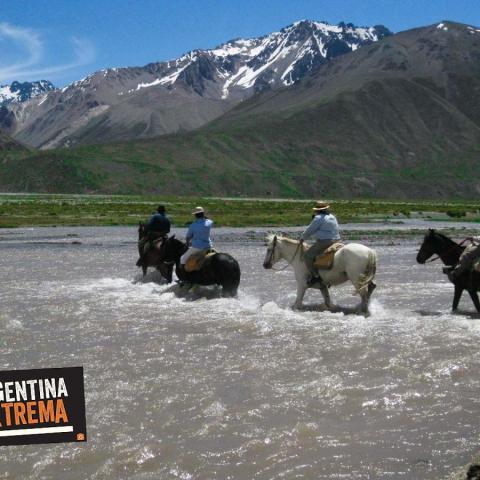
top-left (191, 206), bottom-right (205, 215)
top-left (312, 201), bottom-right (330, 211)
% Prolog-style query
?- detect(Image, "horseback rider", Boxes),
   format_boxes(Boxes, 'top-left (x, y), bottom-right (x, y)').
top-left (138, 205), bottom-right (171, 265)
top-left (449, 236), bottom-right (480, 278)
top-left (299, 201), bottom-right (341, 286)
top-left (180, 206), bottom-right (213, 269)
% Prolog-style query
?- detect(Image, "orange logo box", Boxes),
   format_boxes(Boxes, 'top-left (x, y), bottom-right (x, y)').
top-left (76, 433), bottom-right (85, 441)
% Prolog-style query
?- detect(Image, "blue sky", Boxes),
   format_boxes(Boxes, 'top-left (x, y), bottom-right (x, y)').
top-left (1, 0), bottom-right (479, 86)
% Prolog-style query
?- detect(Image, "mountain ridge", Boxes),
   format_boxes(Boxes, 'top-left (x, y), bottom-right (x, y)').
top-left (0, 19), bottom-right (391, 149)
top-left (1, 21), bottom-right (479, 199)
top-left (0, 80), bottom-right (54, 106)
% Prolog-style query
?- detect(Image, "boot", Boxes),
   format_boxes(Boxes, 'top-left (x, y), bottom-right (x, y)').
top-left (307, 275), bottom-right (324, 287)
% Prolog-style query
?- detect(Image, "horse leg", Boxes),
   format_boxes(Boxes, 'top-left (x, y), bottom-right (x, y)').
top-left (467, 289), bottom-right (480, 312)
top-left (320, 285), bottom-right (333, 310)
top-left (452, 284), bottom-right (463, 312)
top-left (359, 281), bottom-right (376, 316)
top-left (359, 290), bottom-right (371, 316)
top-left (167, 263), bottom-right (173, 284)
top-left (142, 265), bottom-right (147, 277)
top-left (293, 282), bottom-right (307, 309)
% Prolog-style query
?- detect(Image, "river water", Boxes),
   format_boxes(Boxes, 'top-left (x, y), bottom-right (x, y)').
top-left (0, 225), bottom-right (479, 479)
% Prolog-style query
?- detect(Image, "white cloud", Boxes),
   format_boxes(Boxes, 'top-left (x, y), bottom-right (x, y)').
top-left (0, 22), bottom-right (95, 83)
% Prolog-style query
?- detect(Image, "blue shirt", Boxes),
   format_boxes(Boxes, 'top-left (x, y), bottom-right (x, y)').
top-left (147, 213), bottom-right (171, 233)
top-left (301, 213), bottom-right (340, 241)
top-left (186, 218), bottom-right (213, 249)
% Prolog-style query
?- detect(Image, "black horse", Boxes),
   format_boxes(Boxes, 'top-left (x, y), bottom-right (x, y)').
top-left (160, 236), bottom-right (241, 297)
top-left (417, 229), bottom-right (480, 312)
top-left (137, 222), bottom-right (174, 282)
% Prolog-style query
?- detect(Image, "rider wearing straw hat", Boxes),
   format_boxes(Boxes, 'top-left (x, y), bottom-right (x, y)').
top-left (180, 206), bottom-right (214, 267)
top-left (300, 201), bottom-right (341, 286)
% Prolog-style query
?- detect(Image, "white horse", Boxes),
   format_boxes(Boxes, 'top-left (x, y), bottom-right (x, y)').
top-left (263, 235), bottom-right (377, 314)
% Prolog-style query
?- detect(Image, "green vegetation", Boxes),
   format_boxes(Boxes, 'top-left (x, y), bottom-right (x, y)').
top-left (0, 194), bottom-right (479, 228)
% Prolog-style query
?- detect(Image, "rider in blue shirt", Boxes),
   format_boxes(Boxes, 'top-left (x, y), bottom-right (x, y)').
top-left (300, 201), bottom-right (341, 286)
top-left (181, 206), bottom-right (213, 265)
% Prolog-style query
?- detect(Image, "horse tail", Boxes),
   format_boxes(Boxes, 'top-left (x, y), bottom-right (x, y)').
top-left (212, 253), bottom-right (241, 297)
top-left (222, 258), bottom-right (241, 297)
top-left (356, 249), bottom-right (377, 294)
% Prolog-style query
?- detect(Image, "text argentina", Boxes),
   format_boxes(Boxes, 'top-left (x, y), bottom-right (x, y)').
top-left (0, 378), bottom-right (69, 428)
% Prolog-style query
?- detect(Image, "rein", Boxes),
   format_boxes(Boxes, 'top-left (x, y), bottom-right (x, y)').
top-left (425, 237), bottom-right (471, 263)
top-left (269, 236), bottom-right (303, 271)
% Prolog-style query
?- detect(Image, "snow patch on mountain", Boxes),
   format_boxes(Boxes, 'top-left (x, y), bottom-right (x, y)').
top-left (0, 80), bottom-right (55, 106)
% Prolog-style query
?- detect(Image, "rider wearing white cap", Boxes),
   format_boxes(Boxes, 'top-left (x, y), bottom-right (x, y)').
top-left (180, 207), bottom-right (214, 266)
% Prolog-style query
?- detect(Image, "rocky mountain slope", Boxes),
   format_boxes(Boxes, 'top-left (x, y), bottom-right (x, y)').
top-left (1, 20), bottom-right (390, 149)
top-left (1, 21), bottom-right (479, 199)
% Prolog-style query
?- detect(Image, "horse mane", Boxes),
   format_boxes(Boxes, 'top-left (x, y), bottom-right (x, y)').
top-left (266, 234), bottom-right (299, 245)
top-left (429, 229), bottom-right (458, 246)
top-left (168, 236), bottom-right (185, 247)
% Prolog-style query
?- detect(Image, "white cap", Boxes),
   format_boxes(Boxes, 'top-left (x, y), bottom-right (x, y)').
top-left (191, 206), bottom-right (205, 215)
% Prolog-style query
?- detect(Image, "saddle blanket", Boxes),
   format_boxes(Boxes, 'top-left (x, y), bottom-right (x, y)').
top-left (185, 249), bottom-right (216, 272)
top-left (460, 244), bottom-right (480, 273)
top-left (474, 259), bottom-right (480, 273)
top-left (314, 242), bottom-right (345, 270)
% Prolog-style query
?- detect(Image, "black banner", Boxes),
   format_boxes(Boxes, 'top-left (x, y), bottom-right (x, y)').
top-left (0, 367), bottom-right (87, 446)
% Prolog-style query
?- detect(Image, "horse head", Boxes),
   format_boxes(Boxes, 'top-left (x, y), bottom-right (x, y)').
top-left (263, 234), bottom-right (281, 269)
top-left (161, 235), bottom-right (187, 263)
top-left (417, 229), bottom-right (461, 265)
top-left (416, 229), bottom-right (438, 264)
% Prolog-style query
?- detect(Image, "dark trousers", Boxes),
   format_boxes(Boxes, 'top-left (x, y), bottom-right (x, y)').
top-left (454, 244), bottom-right (480, 275)
top-left (304, 239), bottom-right (336, 276)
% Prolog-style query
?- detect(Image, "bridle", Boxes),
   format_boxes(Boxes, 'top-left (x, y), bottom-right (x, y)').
top-left (424, 236), bottom-right (470, 263)
top-left (266, 236), bottom-right (303, 271)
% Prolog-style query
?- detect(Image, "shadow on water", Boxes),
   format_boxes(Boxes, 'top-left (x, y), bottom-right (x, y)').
top-left (414, 309), bottom-right (480, 319)
top-left (414, 310), bottom-right (445, 317)
top-left (453, 310), bottom-right (480, 320)
top-left (170, 283), bottom-right (223, 301)
top-left (132, 270), bottom-right (167, 284)
top-left (297, 303), bottom-right (363, 315)
top-left (133, 272), bottom-right (224, 301)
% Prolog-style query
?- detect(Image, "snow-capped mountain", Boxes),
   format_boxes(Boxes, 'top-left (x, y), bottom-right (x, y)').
top-left (0, 80), bottom-right (55, 106)
top-left (2, 20), bottom-right (391, 149)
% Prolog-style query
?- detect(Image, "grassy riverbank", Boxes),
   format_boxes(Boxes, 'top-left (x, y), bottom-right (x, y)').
top-left (0, 193), bottom-right (479, 228)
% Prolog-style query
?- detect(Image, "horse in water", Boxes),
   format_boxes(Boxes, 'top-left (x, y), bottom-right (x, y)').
top-left (263, 235), bottom-right (377, 314)
top-left (160, 236), bottom-right (241, 297)
top-left (137, 222), bottom-right (174, 282)
top-left (416, 229), bottom-right (480, 312)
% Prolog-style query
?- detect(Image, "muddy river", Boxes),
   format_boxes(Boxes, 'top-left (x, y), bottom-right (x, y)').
top-left (0, 225), bottom-right (479, 479)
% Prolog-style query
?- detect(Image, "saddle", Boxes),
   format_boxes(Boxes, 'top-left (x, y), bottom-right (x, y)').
top-left (185, 249), bottom-right (217, 273)
top-left (152, 238), bottom-right (165, 250)
top-left (460, 245), bottom-right (480, 273)
top-left (314, 242), bottom-right (345, 270)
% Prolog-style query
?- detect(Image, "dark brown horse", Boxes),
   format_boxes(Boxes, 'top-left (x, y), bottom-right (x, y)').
top-left (417, 229), bottom-right (480, 312)
top-left (137, 222), bottom-right (174, 282)
top-left (160, 236), bottom-right (241, 297)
